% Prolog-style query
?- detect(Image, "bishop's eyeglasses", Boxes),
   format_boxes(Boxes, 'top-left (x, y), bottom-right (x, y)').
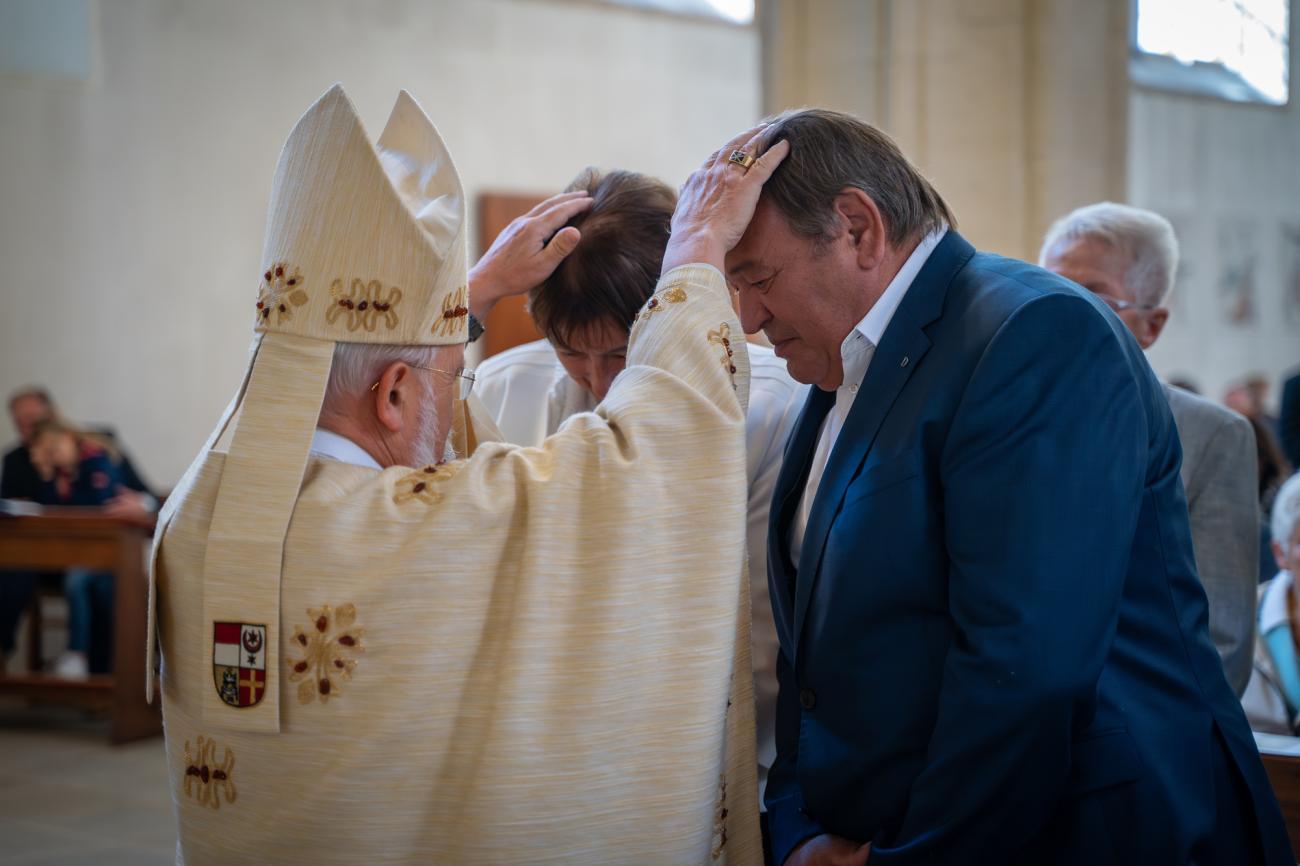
top-left (369, 364), bottom-right (476, 400)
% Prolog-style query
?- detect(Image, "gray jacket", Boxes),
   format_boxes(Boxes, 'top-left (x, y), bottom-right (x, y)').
top-left (1165, 383), bottom-right (1259, 695)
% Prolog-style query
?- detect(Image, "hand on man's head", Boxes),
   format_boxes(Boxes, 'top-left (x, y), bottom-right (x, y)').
top-left (467, 190), bottom-right (593, 320)
top-left (662, 124), bottom-right (791, 273)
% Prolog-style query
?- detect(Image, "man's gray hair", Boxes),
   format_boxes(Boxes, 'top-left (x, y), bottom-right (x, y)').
top-left (755, 108), bottom-right (955, 246)
top-left (1040, 202), bottom-right (1179, 307)
top-left (322, 342), bottom-right (441, 409)
top-left (1273, 472), bottom-right (1300, 547)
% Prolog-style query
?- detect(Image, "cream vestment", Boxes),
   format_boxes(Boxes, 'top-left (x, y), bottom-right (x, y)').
top-left (477, 340), bottom-right (808, 803)
top-left (149, 85), bottom-right (760, 864)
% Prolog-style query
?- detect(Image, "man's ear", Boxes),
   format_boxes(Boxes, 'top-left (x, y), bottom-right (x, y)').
top-left (1146, 307), bottom-right (1170, 345)
top-left (832, 187), bottom-right (887, 270)
top-left (372, 361), bottom-right (411, 434)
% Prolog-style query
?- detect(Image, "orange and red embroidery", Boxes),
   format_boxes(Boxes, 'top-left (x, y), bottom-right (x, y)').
top-left (393, 463), bottom-right (461, 505)
top-left (636, 284), bottom-right (688, 324)
top-left (183, 735), bottom-right (237, 810)
top-left (432, 286), bottom-right (469, 337)
top-left (711, 774), bottom-right (728, 860)
top-left (255, 263), bottom-right (308, 326)
top-left (287, 603), bottom-right (364, 705)
top-left (707, 322), bottom-right (738, 387)
top-left (327, 278), bottom-right (402, 332)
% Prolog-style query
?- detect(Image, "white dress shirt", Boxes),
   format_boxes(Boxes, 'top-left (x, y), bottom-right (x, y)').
top-left (476, 336), bottom-right (809, 804)
top-left (310, 428), bottom-right (382, 470)
top-left (789, 228), bottom-right (947, 563)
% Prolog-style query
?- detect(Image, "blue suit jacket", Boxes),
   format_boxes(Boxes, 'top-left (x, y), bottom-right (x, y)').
top-left (764, 232), bottom-right (1292, 865)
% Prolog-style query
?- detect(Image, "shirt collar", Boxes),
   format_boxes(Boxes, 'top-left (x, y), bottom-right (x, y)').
top-left (310, 428), bottom-right (383, 470)
top-left (1261, 570), bottom-right (1294, 634)
top-left (842, 226), bottom-right (947, 359)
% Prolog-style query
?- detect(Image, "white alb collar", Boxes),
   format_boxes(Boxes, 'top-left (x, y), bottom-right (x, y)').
top-left (310, 428), bottom-right (383, 470)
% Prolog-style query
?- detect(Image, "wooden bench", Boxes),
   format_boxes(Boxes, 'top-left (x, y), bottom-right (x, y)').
top-left (0, 509), bottom-right (160, 744)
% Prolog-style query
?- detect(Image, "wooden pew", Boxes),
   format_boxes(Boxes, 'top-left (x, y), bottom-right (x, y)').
top-left (1255, 732), bottom-right (1300, 860)
top-left (0, 509), bottom-right (160, 744)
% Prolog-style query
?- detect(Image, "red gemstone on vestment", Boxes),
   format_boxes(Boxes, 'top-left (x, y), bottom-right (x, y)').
top-left (316, 615), bottom-right (328, 632)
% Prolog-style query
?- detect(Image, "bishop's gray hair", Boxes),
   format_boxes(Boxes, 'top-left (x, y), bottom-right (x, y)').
top-left (1039, 202), bottom-right (1180, 307)
top-left (322, 342), bottom-right (442, 409)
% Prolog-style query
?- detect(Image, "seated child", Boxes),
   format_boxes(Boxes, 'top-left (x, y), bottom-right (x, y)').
top-left (28, 419), bottom-right (120, 678)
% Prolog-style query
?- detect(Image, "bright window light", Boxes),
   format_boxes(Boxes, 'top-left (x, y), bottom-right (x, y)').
top-left (1133, 0), bottom-right (1290, 105)
top-left (602, 0), bottom-right (754, 25)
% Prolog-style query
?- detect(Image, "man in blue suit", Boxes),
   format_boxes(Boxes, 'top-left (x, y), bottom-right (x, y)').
top-left (723, 109), bottom-right (1292, 865)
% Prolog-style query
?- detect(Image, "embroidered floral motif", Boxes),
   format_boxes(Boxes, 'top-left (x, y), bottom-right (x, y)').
top-left (327, 278), bottom-right (403, 332)
top-left (393, 463), bottom-right (462, 505)
top-left (707, 322), bottom-right (738, 386)
top-left (287, 603), bottom-right (365, 705)
top-left (710, 774), bottom-right (728, 860)
top-left (432, 286), bottom-right (469, 337)
top-left (183, 735), bottom-right (237, 810)
top-left (255, 263), bottom-right (308, 326)
top-left (635, 284), bottom-right (688, 324)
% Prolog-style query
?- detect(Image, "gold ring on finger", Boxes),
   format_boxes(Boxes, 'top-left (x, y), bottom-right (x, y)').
top-left (727, 150), bottom-right (757, 171)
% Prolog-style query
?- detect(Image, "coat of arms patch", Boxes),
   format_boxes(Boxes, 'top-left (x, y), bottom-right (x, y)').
top-left (213, 622), bottom-right (268, 708)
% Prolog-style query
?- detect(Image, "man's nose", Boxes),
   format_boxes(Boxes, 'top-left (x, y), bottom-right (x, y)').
top-left (592, 364), bottom-right (619, 401)
top-left (736, 288), bottom-right (769, 335)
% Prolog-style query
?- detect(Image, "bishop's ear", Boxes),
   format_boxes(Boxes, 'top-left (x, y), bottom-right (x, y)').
top-left (832, 187), bottom-right (888, 270)
top-left (372, 361), bottom-right (412, 433)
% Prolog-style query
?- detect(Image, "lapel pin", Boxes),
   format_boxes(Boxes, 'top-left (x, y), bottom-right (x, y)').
top-left (901, 356), bottom-right (910, 368)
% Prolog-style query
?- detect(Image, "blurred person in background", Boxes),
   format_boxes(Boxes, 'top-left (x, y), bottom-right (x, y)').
top-left (1041, 202), bottom-right (1259, 696)
top-left (1251, 414), bottom-right (1295, 584)
top-left (27, 418), bottom-right (121, 678)
top-left (1281, 368), bottom-right (1299, 468)
top-left (1242, 472), bottom-right (1300, 733)
top-left (0, 388), bottom-right (156, 673)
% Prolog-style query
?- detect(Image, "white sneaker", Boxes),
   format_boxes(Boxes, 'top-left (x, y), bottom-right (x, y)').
top-left (53, 652), bottom-right (89, 679)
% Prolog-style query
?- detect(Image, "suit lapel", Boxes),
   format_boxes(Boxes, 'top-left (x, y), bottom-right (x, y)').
top-left (766, 386), bottom-right (835, 650)
top-left (789, 231), bottom-right (976, 657)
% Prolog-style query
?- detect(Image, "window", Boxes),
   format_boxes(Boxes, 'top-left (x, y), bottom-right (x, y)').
top-left (602, 0), bottom-right (754, 25)
top-left (1132, 0), bottom-right (1290, 105)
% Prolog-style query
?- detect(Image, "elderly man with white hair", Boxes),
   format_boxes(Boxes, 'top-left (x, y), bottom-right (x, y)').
top-left (1041, 202), bottom-right (1259, 696)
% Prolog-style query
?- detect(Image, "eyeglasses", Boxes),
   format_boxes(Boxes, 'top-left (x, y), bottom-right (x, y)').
top-left (369, 364), bottom-right (476, 400)
top-left (1095, 294), bottom-right (1158, 313)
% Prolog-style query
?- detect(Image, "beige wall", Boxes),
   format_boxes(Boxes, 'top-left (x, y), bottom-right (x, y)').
top-left (762, 0), bottom-right (1296, 405)
top-left (1128, 36), bottom-right (1300, 403)
top-left (0, 0), bottom-right (760, 487)
top-left (762, 0), bottom-right (1130, 262)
